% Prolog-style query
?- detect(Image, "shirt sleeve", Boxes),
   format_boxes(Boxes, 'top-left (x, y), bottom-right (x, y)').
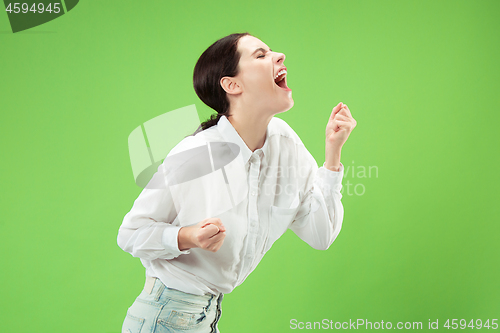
top-left (289, 145), bottom-right (344, 250)
top-left (117, 140), bottom-right (199, 260)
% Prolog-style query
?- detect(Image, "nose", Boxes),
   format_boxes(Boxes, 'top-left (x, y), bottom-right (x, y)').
top-left (274, 52), bottom-right (286, 64)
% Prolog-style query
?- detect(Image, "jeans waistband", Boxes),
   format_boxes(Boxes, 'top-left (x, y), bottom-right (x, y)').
top-left (145, 275), bottom-right (222, 304)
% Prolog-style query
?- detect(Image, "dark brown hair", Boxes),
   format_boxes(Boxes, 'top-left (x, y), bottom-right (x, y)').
top-left (193, 32), bottom-right (250, 131)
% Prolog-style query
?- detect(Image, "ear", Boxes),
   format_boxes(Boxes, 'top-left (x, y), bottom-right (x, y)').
top-left (220, 76), bottom-right (243, 95)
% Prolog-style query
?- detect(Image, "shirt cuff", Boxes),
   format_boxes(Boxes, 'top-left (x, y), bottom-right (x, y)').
top-left (162, 226), bottom-right (191, 258)
top-left (318, 162), bottom-right (344, 192)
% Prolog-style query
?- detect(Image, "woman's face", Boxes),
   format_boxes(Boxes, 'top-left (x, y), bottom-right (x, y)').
top-left (230, 35), bottom-right (294, 114)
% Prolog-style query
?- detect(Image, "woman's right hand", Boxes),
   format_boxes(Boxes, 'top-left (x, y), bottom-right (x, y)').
top-left (178, 218), bottom-right (226, 252)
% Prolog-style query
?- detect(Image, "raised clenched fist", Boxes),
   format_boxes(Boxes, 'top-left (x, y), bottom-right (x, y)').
top-left (326, 102), bottom-right (357, 149)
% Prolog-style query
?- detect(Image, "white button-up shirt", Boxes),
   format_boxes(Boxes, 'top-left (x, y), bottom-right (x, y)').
top-left (117, 115), bottom-right (344, 295)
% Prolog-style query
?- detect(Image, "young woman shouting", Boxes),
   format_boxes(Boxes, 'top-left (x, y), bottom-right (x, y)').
top-left (118, 32), bottom-right (356, 333)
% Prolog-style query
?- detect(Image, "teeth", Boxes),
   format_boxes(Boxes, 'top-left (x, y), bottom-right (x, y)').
top-left (274, 69), bottom-right (287, 80)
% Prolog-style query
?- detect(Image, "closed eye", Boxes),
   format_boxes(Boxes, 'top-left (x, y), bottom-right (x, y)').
top-left (252, 47), bottom-right (272, 59)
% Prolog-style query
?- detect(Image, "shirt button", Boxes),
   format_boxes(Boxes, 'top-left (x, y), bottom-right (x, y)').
top-left (251, 191), bottom-right (256, 196)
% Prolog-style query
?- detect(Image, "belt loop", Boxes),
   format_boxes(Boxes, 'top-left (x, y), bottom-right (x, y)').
top-left (154, 281), bottom-right (165, 301)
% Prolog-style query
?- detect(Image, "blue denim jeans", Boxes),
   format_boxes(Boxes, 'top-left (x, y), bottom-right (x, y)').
top-left (122, 277), bottom-right (223, 333)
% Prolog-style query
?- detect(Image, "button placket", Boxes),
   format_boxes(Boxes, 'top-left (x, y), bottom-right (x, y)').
top-left (245, 154), bottom-right (261, 262)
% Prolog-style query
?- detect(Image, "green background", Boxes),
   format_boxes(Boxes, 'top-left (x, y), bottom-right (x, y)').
top-left (1, 1), bottom-right (499, 332)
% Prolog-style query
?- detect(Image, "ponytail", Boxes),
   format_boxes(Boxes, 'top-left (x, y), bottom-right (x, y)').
top-left (189, 112), bottom-right (229, 136)
top-left (200, 112), bottom-right (229, 130)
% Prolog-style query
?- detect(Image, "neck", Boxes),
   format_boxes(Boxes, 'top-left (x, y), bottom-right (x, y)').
top-left (227, 105), bottom-right (273, 152)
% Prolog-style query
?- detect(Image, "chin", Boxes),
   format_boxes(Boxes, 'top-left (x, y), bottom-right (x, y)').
top-left (275, 100), bottom-right (294, 114)
top-left (282, 97), bottom-right (294, 112)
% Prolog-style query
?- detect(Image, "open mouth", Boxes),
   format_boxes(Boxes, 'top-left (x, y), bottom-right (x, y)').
top-left (274, 69), bottom-right (291, 91)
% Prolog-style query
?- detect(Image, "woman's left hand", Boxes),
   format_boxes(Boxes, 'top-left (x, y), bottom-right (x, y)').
top-left (326, 102), bottom-right (356, 149)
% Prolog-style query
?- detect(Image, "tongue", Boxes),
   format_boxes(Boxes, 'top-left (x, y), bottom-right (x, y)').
top-left (276, 77), bottom-right (287, 89)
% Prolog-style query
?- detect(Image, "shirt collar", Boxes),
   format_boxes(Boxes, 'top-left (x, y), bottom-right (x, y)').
top-left (217, 115), bottom-right (270, 165)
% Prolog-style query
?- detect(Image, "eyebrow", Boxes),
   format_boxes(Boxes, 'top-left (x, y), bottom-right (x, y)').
top-left (251, 47), bottom-right (272, 56)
